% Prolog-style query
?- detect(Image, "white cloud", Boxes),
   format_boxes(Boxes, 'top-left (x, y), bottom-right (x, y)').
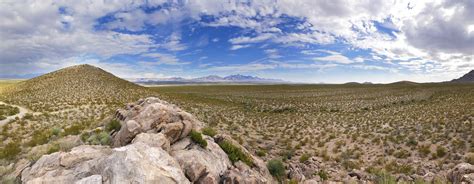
top-left (230, 44), bottom-right (251, 50)
top-left (141, 53), bottom-right (190, 65)
top-left (229, 33), bottom-right (274, 44)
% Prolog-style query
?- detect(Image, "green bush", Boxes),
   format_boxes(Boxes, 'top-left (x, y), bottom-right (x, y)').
top-left (190, 130), bottom-right (207, 148)
top-left (202, 127), bottom-right (217, 137)
top-left (466, 153), bottom-right (474, 164)
top-left (394, 149), bottom-right (411, 159)
top-left (267, 159), bottom-right (285, 179)
top-left (0, 142), bottom-right (21, 160)
top-left (63, 123), bottom-right (84, 136)
top-left (218, 140), bottom-right (253, 166)
top-left (51, 127), bottom-right (62, 136)
top-left (256, 149), bottom-right (267, 157)
top-left (106, 120), bottom-right (121, 132)
top-left (418, 144), bottom-right (431, 157)
top-left (299, 153), bottom-right (310, 163)
top-left (27, 130), bottom-right (51, 147)
top-left (47, 144), bottom-right (60, 154)
top-left (436, 146), bottom-right (447, 158)
top-left (317, 170), bottom-right (329, 181)
top-left (98, 132), bottom-right (111, 145)
top-left (374, 170), bottom-right (397, 184)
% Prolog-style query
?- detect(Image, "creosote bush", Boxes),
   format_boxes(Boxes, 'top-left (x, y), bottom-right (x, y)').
top-left (317, 170), bottom-right (329, 181)
top-left (106, 120), bottom-right (121, 132)
top-left (266, 159), bottom-right (285, 179)
top-left (218, 140), bottom-right (253, 166)
top-left (299, 153), bottom-right (310, 163)
top-left (0, 141), bottom-right (21, 160)
top-left (190, 130), bottom-right (207, 148)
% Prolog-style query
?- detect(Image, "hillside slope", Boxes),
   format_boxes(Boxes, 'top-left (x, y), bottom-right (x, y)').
top-left (451, 70), bottom-right (474, 83)
top-left (1, 64), bottom-right (153, 111)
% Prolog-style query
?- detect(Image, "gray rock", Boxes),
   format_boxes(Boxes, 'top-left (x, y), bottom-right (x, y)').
top-left (112, 97), bottom-right (202, 146)
top-left (75, 175), bottom-right (102, 184)
top-left (171, 136), bottom-right (232, 182)
top-left (98, 142), bottom-right (190, 184)
top-left (448, 163), bottom-right (474, 184)
top-left (132, 132), bottom-right (170, 152)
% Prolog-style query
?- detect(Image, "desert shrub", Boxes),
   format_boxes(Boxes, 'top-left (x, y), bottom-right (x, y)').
top-left (51, 127), bottom-right (62, 136)
top-left (190, 130), bottom-right (207, 148)
top-left (342, 159), bottom-right (361, 170)
top-left (63, 123), bottom-right (84, 136)
top-left (385, 161), bottom-right (413, 174)
top-left (218, 140), bottom-right (253, 166)
top-left (418, 144), bottom-right (431, 157)
top-left (98, 132), bottom-right (111, 145)
top-left (105, 120), bottom-right (121, 132)
top-left (373, 170), bottom-right (397, 184)
top-left (280, 149), bottom-right (295, 161)
top-left (466, 153), bottom-right (474, 164)
top-left (267, 159), bottom-right (285, 179)
top-left (436, 146), bottom-right (447, 158)
top-left (47, 144), bottom-right (60, 154)
top-left (80, 132), bottom-right (90, 142)
top-left (406, 136), bottom-right (418, 147)
top-left (1, 176), bottom-right (16, 184)
top-left (87, 134), bottom-right (100, 145)
top-left (299, 153), bottom-right (310, 163)
top-left (0, 141), bottom-right (21, 160)
top-left (394, 149), bottom-right (411, 159)
top-left (256, 149), bottom-right (267, 157)
top-left (27, 130), bottom-right (51, 147)
top-left (288, 179), bottom-right (298, 184)
top-left (23, 113), bottom-right (33, 120)
top-left (317, 170), bottom-right (329, 181)
top-left (202, 127), bottom-right (217, 137)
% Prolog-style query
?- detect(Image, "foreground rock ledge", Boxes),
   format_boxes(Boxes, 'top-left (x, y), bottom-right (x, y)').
top-left (20, 97), bottom-right (274, 184)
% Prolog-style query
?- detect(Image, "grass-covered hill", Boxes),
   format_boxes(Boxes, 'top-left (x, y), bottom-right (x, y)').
top-left (1, 64), bottom-right (154, 111)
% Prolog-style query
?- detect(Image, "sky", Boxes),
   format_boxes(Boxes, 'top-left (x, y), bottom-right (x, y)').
top-left (0, 0), bottom-right (473, 83)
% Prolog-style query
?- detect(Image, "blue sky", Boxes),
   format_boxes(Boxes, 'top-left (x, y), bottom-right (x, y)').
top-left (0, 0), bottom-right (473, 83)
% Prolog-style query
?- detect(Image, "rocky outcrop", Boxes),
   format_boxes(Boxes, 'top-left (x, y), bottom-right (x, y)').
top-left (21, 97), bottom-right (274, 184)
top-left (113, 97), bottom-right (202, 146)
top-left (448, 163), bottom-right (474, 184)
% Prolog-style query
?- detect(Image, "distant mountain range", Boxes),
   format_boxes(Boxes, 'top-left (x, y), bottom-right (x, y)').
top-left (130, 74), bottom-right (286, 85)
top-left (451, 70), bottom-right (474, 83)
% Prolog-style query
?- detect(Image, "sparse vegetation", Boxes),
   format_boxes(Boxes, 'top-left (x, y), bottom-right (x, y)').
top-left (218, 140), bottom-right (253, 166)
top-left (190, 130), bottom-right (207, 148)
top-left (202, 126), bottom-right (217, 137)
top-left (267, 159), bottom-right (285, 179)
top-left (0, 142), bottom-right (21, 160)
top-left (152, 84), bottom-right (473, 180)
top-left (105, 120), bottom-right (122, 132)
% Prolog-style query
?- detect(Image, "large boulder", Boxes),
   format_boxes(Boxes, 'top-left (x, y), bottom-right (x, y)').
top-left (112, 97), bottom-right (202, 146)
top-left (171, 136), bottom-right (232, 182)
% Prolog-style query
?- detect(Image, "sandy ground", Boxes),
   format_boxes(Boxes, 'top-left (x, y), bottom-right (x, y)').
top-left (0, 101), bottom-right (30, 126)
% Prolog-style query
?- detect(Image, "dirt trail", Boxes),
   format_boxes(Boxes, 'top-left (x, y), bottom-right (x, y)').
top-left (0, 101), bottom-right (30, 126)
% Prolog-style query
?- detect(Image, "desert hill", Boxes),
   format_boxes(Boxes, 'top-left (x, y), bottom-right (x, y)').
top-left (1, 64), bottom-right (153, 111)
top-left (451, 70), bottom-right (474, 83)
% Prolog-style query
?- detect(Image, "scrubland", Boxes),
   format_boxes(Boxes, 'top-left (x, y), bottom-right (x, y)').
top-left (153, 84), bottom-right (473, 181)
top-left (0, 74), bottom-right (472, 182)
